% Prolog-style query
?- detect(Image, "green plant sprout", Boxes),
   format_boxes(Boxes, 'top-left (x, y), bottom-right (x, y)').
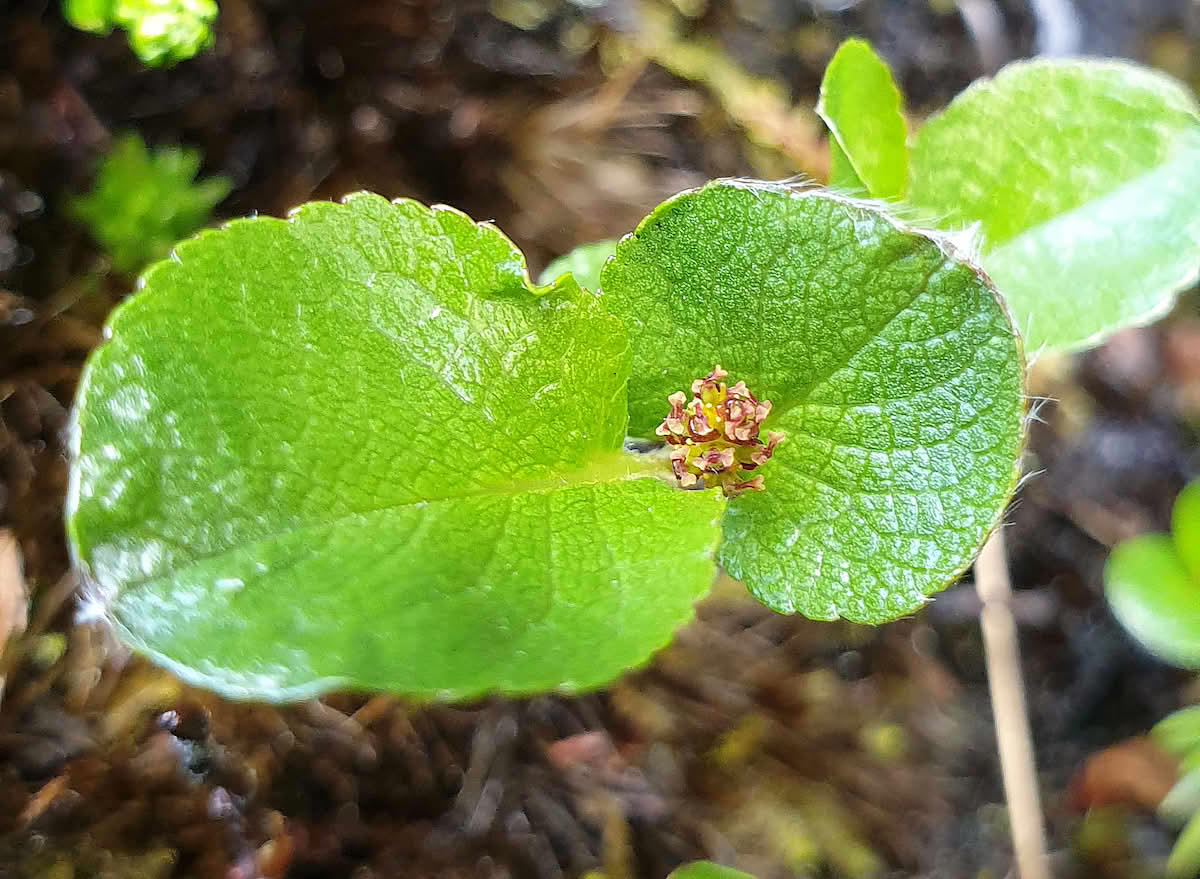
top-left (63, 0), bottom-right (218, 67)
top-left (817, 38), bottom-right (908, 202)
top-left (72, 133), bottom-right (230, 276)
top-left (1105, 480), bottom-right (1200, 878)
top-left (1105, 479), bottom-right (1200, 668)
top-left (1154, 706), bottom-right (1200, 878)
top-left (65, 42), bottom-right (1200, 707)
top-left (667, 862), bottom-right (757, 879)
top-left (822, 39), bottom-right (1200, 354)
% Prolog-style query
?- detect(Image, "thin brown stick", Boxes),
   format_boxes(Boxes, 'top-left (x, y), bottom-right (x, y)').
top-left (976, 527), bottom-right (1049, 879)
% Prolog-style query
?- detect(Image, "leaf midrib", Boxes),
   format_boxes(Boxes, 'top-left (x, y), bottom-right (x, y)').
top-left (92, 449), bottom-right (675, 593)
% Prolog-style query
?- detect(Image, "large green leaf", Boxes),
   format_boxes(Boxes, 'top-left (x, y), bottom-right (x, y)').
top-left (67, 194), bottom-right (726, 702)
top-left (1105, 534), bottom-right (1200, 669)
top-left (817, 38), bottom-right (908, 200)
top-left (908, 59), bottom-right (1200, 352)
top-left (599, 180), bottom-right (1025, 623)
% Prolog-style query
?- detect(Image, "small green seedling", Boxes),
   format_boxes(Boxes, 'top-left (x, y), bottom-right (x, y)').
top-left (1106, 481), bottom-right (1200, 878)
top-left (65, 42), bottom-right (1200, 704)
top-left (820, 39), bottom-right (1200, 354)
top-left (73, 134), bottom-right (230, 275)
top-left (63, 0), bottom-right (218, 67)
top-left (1105, 480), bottom-right (1200, 668)
top-left (1154, 706), bottom-right (1200, 879)
top-left (667, 862), bottom-right (757, 879)
top-left (557, 41), bottom-right (1200, 355)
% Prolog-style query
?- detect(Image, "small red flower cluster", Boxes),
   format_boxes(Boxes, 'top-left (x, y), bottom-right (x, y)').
top-left (655, 365), bottom-right (783, 497)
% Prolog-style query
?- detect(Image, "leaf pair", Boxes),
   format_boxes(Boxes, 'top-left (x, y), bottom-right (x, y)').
top-left (817, 41), bottom-right (1200, 353)
top-left (68, 182), bottom-right (1025, 701)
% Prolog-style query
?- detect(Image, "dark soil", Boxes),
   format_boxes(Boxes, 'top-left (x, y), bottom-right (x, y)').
top-left (1, 1), bottom-right (1199, 877)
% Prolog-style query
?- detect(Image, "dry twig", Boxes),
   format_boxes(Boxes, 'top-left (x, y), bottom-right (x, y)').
top-left (976, 528), bottom-right (1050, 879)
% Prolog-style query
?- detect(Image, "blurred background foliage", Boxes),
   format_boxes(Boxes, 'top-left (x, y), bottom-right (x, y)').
top-left (62, 0), bottom-right (218, 66)
top-left (71, 133), bottom-right (229, 274)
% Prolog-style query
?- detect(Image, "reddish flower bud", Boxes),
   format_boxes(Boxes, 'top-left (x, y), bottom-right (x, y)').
top-left (656, 391), bottom-right (689, 440)
top-left (727, 474), bottom-right (764, 496)
top-left (749, 432), bottom-right (784, 468)
top-left (654, 365), bottom-right (783, 496)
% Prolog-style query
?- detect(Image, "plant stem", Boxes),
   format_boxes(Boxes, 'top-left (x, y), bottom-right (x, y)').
top-left (975, 527), bottom-right (1049, 879)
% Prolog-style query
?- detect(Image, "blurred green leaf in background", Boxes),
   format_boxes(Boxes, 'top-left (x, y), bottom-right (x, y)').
top-left (1106, 481), bottom-right (1200, 878)
top-left (72, 134), bottom-right (230, 275)
top-left (63, 0), bottom-right (218, 67)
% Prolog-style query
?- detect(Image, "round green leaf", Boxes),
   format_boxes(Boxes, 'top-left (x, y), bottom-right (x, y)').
top-left (67, 193), bottom-right (726, 702)
top-left (817, 38), bottom-right (908, 201)
top-left (599, 180), bottom-right (1025, 623)
top-left (538, 239), bottom-right (618, 291)
top-left (908, 59), bottom-right (1200, 352)
top-left (1173, 480), bottom-right (1200, 585)
top-left (1105, 534), bottom-right (1200, 669)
